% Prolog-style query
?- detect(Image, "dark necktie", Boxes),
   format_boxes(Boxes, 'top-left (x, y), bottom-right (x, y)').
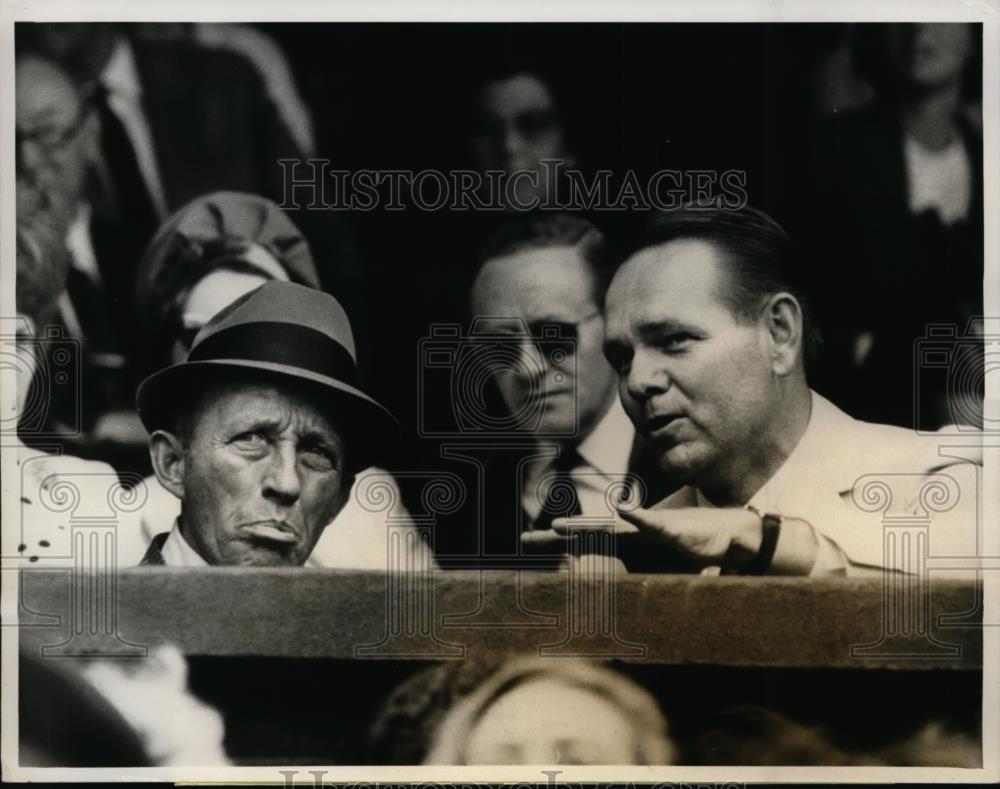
top-left (533, 447), bottom-right (583, 531)
top-left (93, 85), bottom-right (159, 255)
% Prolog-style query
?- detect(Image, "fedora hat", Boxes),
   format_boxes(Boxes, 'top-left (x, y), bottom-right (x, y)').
top-left (136, 281), bottom-right (397, 471)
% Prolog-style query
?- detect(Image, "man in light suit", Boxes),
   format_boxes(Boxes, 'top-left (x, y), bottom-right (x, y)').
top-left (563, 206), bottom-right (981, 576)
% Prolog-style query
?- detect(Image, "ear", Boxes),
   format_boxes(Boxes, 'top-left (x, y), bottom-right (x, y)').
top-left (149, 430), bottom-right (187, 501)
top-left (762, 292), bottom-right (803, 377)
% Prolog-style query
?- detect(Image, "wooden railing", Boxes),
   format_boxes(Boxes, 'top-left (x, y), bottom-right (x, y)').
top-left (13, 570), bottom-right (982, 670)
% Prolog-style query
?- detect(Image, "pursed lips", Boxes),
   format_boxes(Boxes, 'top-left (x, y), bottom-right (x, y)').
top-left (240, 520), bottom-right (300, 545)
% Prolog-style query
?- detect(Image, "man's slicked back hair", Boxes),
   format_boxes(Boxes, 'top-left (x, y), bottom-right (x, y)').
top-left (627, 206), bottom-right (821, 366)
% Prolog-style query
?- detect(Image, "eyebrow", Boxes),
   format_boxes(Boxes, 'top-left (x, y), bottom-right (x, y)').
top-left (231, 415), bottom-right (281, 432)
top-left (231, 418), bottom-right (341, 447)
top-left (298, 429), bottom-right (342, 450)
top-left (483, 315), bottom-right (577, 327)
top-left (636, 319), bottom-right (702, 340)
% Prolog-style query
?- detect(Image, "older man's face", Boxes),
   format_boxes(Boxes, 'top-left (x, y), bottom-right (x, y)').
top-left (15, 55), bottom-right (98, 212)
top-left (471, 245), bottom-right (616, 441)
top-left (176, 381), bottom-right (349, 566)
top-left (603, 239), bottom-right (776, 484)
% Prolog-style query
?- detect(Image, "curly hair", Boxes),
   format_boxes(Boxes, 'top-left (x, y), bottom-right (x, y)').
top-left (367, 654), bottom-right (676, 765)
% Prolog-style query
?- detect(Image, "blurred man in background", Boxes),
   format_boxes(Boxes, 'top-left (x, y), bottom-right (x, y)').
top-left (15, 51), bottom-right (144, 462)
top-left (435, 214), bottom-right (670, 567)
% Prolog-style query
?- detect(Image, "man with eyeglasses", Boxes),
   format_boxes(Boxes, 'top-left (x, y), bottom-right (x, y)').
top-left (15, 51), bottom-right (148, 465)
top-left (453, 213), bottom-right (671, 566)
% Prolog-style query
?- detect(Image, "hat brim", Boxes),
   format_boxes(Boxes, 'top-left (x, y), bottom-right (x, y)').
top-left (136, 359), bottom-right (398, 472)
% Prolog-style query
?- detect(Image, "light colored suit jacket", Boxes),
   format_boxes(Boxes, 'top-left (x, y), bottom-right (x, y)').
top-left (657, 392), bottom-right (982, 575)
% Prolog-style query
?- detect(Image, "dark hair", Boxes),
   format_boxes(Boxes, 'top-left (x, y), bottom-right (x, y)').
top-left (853, 23), bottom-right (982, 102)
top-left (474, 212), bottom-right (613, 307)
top-left (367, 654), bottom-right (510, 764)
top-left (628, 206), bottom-right (821, 365)
top-left (461, 46), bottom-right (558, 128)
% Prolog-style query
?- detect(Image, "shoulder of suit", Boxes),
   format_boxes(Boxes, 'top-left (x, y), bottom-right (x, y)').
top-left (821, 407), bottom-right (982, 481)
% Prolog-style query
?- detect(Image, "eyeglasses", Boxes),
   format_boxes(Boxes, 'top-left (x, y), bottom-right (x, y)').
top-left (16, 100), bottom-right (93, 156)
top-left (496, 311), bottom-right (602, 366)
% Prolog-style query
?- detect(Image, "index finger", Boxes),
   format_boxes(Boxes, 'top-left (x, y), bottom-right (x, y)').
top-left (551, 516), bottom-right (638, 535)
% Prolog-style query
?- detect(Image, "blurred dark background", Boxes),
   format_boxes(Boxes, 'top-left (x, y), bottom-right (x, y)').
top-left (16, 21), bottom-right (984, 476)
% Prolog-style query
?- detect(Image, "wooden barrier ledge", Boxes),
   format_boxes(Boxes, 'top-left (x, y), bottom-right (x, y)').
top-left (14, 570), bottom-right (982, 670)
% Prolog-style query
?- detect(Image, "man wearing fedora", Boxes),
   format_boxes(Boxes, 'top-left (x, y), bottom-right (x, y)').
top-left (135, 280), bottom-right (397, 567)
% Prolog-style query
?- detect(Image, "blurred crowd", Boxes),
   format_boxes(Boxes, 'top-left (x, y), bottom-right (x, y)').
top-left (22, 647), bottom-right (979, 767)
top-left (14, 22), bottom-right (983, 475)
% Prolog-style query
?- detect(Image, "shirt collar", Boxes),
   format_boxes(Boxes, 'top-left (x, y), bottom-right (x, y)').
top-left (161, 519), bottom-right (209, 567)
top-left (575, 396), bottom-right (635, 476)
top-left (101, 37), bottom-right (142, 99)
top-left (694, 390), bottom-right (855, 510)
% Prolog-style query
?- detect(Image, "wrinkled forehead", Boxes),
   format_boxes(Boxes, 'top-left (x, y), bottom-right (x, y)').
top-left (190, 376), bottom-right (344, 441)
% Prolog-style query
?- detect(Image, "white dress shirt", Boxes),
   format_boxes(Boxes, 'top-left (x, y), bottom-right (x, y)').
top-left (904, 133), bottom-right (971, 225)
top-left (160, 519), bottom-right (209, 567)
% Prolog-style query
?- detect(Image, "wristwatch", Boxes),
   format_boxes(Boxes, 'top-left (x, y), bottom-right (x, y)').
top-left (743, 505), bottom-right (782, 575)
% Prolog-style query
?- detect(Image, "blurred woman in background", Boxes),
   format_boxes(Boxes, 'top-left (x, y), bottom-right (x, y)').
top-left (370, 655), bottom-right (677, 765)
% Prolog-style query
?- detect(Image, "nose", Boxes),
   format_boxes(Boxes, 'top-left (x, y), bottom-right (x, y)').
top-left (499, 124), bottom-right (526, 165)
top-left (262, 442), bottom-right (301, 505)
top-left (625, 348), bottom-right (670, 403)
